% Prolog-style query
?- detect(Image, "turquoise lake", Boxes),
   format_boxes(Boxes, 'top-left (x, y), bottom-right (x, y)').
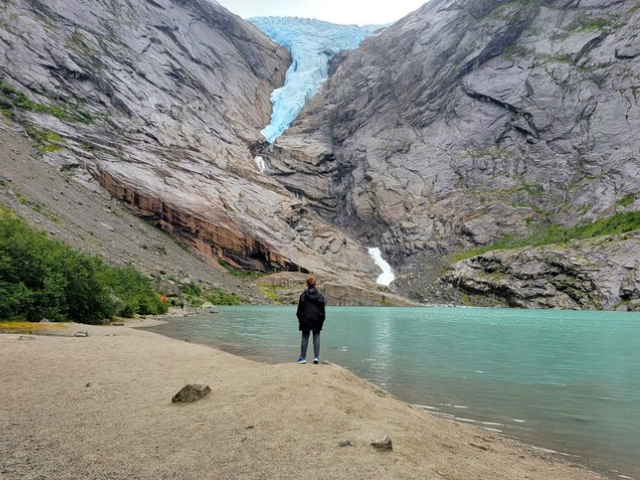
top-left (143, 306), bottom-right (640, 479)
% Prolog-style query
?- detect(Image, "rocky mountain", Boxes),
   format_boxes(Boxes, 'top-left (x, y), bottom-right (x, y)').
top-left (0, 0), bottom-right (393, 301)
top-left (270, 0), bottom-right (640, 309)
top-left (2, 0), bottom-right (639, 309)
top-left (442, 230), bottom-right (640, 311)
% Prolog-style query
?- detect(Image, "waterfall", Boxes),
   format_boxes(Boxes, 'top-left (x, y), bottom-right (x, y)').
top-left (254, 156), bottom-right (266, 173)
top-left (368, 247), bottom-right (395, 286)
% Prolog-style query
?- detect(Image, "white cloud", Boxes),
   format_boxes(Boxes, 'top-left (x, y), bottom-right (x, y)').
top-left (215, 0), bottom-right (429, 25)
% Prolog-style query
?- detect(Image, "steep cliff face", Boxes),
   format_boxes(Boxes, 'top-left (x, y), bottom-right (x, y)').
top-left (0, 0), bottom-right (381, 289)
top-left (274, 0), bottom-right (640, 250)
top-left (2, 0), bottom-right (286, 150)
top-left (271, 0), bottom-right (640, 308)
top-left (3, 0), bottom-right (639, 308)
top-left (442, 231), bottom-right (640, 311)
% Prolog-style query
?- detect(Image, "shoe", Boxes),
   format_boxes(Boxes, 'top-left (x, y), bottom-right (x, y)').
top-left (313, 356), bottom-right (319, 364)
top-left (296, 357), bottom-right (306, 364)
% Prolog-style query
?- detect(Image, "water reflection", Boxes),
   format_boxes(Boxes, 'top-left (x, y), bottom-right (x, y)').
top-left (368, 308), bottom-right (394, 386)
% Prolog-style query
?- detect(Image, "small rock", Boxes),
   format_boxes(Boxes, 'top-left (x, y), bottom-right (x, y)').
top-left (40, 318), bottom-right (51, 323)
top-left (172, 384), bottom-right (211, 403)
top-left (18, 336), bottom-right (35, 341)
top-left (86, 380), bottom-right (100, 388)
top-left (111, 322), bottom-right (125, 326)
top-left (339, 439), bottom-right (353, 447)
top-left (371, 436), bottom-right (393, 451)
top-left (75, 331), bottom-right (89, 337)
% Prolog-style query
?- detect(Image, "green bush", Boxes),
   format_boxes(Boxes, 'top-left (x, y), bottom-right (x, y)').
top-left (206, 288), bottom-right (248, 306)
top-left (179, 282), bottom-right (202, 297)
top-left (0, 206), bottom-right (166, 323)
top-left (98, 265), bottom-right (168, 317)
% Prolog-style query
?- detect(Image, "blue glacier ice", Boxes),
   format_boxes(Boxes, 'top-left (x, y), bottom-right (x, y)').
top-left (248, 17), bottom-right (377, 143)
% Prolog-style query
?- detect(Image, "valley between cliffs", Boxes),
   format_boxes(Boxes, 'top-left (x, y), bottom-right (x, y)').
top-left (1, 0), bottom-right (639, 308)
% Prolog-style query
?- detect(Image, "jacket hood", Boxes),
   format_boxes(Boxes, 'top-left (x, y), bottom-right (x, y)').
top-left (305, 287), bottom-right (323, 301)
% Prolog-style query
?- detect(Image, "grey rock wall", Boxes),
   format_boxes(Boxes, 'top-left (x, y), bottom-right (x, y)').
top-left (0, 0), bottom-right (382, 290)
top-left (274, 0), bottom-right (640, 255)
top-left (442, 231), bottom-right (640, 311)
top-left (271, 0), bottom-right (640, 308)
top-left (3, 0), bottom-right (640, 308)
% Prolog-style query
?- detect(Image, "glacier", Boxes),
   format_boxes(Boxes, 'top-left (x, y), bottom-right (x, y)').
top-left (248, 17), bottom-right (377, 143)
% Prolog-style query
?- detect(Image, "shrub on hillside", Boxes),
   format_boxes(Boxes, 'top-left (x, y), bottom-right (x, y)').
top-left (98, 265), bottom-right (168, 318)
top-left (0, 207), bottom-right (166, 323)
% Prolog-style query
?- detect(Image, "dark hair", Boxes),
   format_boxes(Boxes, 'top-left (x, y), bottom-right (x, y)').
top-left (306, 276), bottom-right (317, 288)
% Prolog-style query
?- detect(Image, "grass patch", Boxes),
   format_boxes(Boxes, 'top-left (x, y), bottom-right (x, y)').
top-left (177, 282), bottom-right (247, 307)
top-left (502, 44), bottom-right (533, 62)
top-left (258, 284), bottom-right (282, 303)
top-left (9, 190), bottom-right (60, 223)
top-left (218, 260), bottom-right (266, 281)
top-left (0, 321), bottom-right (68, 333)
top-left (0, 79), bottom-right (92, 124)
top-left (538, 53), bottom-right (576, 66)
top-left (179, 283), bottom-right (203, 307)
top-left (179, 283), bottom-right (202, 297)
top-left (482, 1), bottom-right (539, 21)
top-left (463, 145), bottom-right (514, 159)
top-left (570, 211), bottom-right (640, 237)
top-left (617, 195), bottom-right (635, 207)
top-left (206, 288), bottom-right (248, 306)
top-left (453, 211), bottom-right (640, 261)
top-left (65, 30), bottom-right (100, 60)
top-left (574, 18), bottom-right (611, 32)
top-left (23, 124), bottom-right (65, 152)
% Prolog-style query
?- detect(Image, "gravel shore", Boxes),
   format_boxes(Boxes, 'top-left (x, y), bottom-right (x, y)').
top-left (0, 322), bottom-right (607, 480)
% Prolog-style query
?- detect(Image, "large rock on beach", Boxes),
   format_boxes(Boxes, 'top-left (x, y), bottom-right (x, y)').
top-left (371, 435), bottom-right (393, 451)
top-left (171, 384), bottom-right (211, 403)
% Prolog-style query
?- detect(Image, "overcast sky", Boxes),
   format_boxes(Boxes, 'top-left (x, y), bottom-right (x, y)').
top-left (215, 0), bottom-right (430, 26)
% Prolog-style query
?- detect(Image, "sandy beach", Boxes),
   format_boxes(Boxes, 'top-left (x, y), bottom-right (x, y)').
top-left (0, 320), bottom-right (607, 480)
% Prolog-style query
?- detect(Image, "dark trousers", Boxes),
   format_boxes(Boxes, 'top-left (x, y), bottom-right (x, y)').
top-left (301, 330), bottom-right (321, 358)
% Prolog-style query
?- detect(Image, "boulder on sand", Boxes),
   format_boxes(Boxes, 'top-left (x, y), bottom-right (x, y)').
top-left (171, 384), bottom-right (211, 403)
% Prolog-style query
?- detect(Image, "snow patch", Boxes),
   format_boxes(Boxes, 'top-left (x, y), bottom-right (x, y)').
top-left (368, 247), bottom-right (395, 286)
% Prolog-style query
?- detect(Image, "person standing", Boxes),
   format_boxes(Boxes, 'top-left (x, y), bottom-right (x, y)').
top-left (296, 276), bottom-right (326, 364)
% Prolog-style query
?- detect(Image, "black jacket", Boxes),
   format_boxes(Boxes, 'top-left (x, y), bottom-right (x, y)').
top-left (296, 287), bottom-right (326, 331)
